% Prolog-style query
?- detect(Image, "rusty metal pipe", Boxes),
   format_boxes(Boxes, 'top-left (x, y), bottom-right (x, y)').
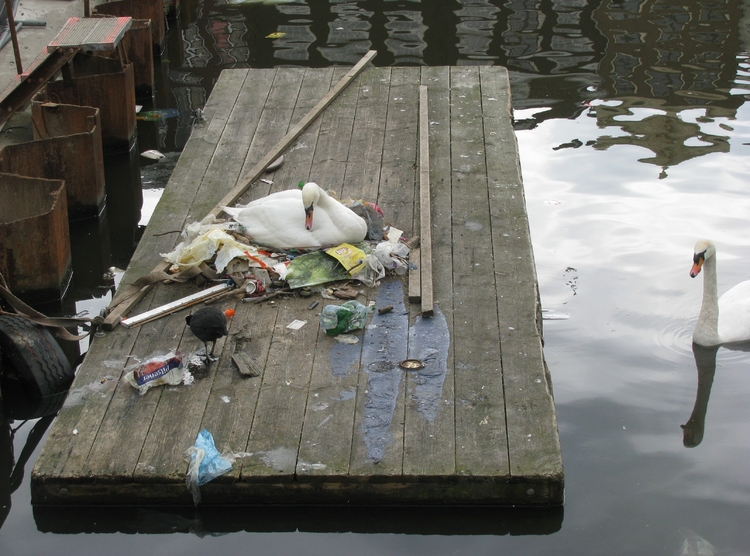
top-left (3, 0), bottom-right (22, 73)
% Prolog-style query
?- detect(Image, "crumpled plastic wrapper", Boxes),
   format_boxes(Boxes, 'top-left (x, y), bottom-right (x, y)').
top-left (160, 217), bottom-right (275, 273)
top-left (184, 429), bottom-right (233, 505)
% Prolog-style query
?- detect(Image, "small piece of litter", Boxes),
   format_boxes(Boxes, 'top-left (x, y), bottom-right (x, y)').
top-left (287, 319), bottom-right (307, 330)
top-left (140, 149), bottom-right (165, 160)
top-left (73, 429), bottom-right (78, 435)
top-left (260, 178), bottom-right (273, 185)
top-left (336, 334), bottom-right (359, 345)
top-left (221, 395), bottom-right (231, 403)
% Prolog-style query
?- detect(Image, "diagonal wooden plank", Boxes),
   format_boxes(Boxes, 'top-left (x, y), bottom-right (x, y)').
top-left (211, 50), bottom-right (377, 216)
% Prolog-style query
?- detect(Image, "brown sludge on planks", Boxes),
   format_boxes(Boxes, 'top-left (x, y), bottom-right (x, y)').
top-left (31, 66), bottom-right (564, 508)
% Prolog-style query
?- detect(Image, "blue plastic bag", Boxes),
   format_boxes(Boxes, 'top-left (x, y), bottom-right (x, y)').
top-left (185, 428), bottom-right (233, 505)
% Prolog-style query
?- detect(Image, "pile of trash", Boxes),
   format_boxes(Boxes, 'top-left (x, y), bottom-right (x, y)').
top-left (159, 191), bottom-right (413, 302)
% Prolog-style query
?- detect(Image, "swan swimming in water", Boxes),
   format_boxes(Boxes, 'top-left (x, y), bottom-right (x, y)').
top-left (690, 239), bottom-right (750, 346)
top-left (222, 182), bottom-right (367, 250)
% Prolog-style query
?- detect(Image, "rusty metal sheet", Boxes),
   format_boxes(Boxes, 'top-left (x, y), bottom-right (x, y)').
top-left (35, 55), bottom-right (136, 153)
top-left (0, 47), bottom-right (79, 127)
top-left (0, 103), bottom-right (106, 220)
top-left (0, 173), bottom-right (71, 302)
top-left (47, 17), bottom-right (132, 52)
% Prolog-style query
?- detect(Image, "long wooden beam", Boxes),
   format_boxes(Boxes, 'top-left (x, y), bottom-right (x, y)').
top-left (418, 85), bottom-right (434, 317)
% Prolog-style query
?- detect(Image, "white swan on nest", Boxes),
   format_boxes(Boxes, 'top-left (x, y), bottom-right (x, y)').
top-left (690, 239), bottom-right (750, 346)
top-left (222, 182), bottom-right (367, 250)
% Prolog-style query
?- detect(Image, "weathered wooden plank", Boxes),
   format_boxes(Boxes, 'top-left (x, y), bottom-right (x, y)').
top-left (350, 278), bottom-right (409, 477)
top-left (230, 68), bottom-right (305, 205)
top-left (480, 67), bottom-right (563, 496)
top-left (343, 67), bottom-right (390, 205)
top-left (80, 281), bottom-right (194, 481)
top-left (449, 66), bottom-right (510, 478)
top-left (122, 69), bottom-right (252, 284)
top-left (215, 50), bottom-right (376, 214)
top-left (184, 69), bottom-right (277, 221)
top-left (31, 299), bottom-right (146, 481)
top-left (241, 299), bottom-right (320, 481)
top-left (199, 296), bottom-right (278, 483)
top-left (374, 66), bottom-right (418, 233)
top-left (267, 67), bottom-right (336, 194)
top-left (310, 67), bottom-right (358, 196)
top-left (418, 85), bottom-right (434, 317)
top-left (329, 67), bottom-right (392, 476)
top-left (402, 66), bottom-right (456, 479)
top-left (296, 324), bottom-right (363, 480)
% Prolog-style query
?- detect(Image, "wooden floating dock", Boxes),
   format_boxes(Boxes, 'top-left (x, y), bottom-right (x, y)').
top-left (31, 65), bottom-right (564, 506)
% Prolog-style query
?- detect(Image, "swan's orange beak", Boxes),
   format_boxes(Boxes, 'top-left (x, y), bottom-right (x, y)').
top-left (690, 255), bottom-right (704, 278)
top-left (305, 205), bottom-right (314, 231)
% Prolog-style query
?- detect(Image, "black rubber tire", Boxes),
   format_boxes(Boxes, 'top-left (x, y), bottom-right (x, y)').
top-left (0, 314), bottom-right (74, 401)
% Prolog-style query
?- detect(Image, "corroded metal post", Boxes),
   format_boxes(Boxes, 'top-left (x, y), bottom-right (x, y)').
top-left (3, 0), bottom-right (22, 73)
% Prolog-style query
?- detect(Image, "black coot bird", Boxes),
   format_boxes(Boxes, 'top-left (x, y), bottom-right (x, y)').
top-left (185, 307), bottom-right (230, 361)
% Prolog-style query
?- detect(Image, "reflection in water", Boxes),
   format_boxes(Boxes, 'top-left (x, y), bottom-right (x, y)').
top-left (589, 98), bottom-right (731, 171)
top-left (33, 503), bottom-right (564, 535)
top-left (0, 415), bottom-right (56, 530)
top-left (681, 343), bottom-right (719, 448)
top-left (158, 0), bottom-right (749, 173)
top-left (682, 341), bottom-right (750, 448)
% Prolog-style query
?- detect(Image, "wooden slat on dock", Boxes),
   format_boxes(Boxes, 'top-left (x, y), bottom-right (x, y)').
top-left (31, 66), bottom-right (564, 507)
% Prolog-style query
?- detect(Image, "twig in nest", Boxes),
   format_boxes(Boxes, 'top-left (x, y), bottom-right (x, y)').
top-left (153, 230), bottom-right (183, 237)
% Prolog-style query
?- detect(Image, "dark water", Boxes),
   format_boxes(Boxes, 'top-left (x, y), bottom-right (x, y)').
top-left (4, 0), bottom-right (750, 554)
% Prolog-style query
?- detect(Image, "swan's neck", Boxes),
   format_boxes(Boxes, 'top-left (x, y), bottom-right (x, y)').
top-left (694, 255), bottom-right (721, 345)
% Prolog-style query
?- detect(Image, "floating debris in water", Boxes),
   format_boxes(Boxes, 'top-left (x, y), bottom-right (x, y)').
top-left (542, 310), bottom-right (570, 320)
top-left (679, 529), bottom-right (715, 556)
top-left (140, 149), bottom-right (165, 160)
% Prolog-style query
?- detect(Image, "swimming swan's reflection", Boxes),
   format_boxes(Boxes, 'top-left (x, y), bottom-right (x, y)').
top-left (682, 342), bottom-right (750, 447)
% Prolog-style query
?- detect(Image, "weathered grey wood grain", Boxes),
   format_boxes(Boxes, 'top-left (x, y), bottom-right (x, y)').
top-left (31, 66), bottom-right (563, 506)
top-left (242, 298), bottom-right (320, 481)
top-left (343, 67), bottom-right (390, 204)
top-left (80, 281), bottom-right (193, 481)
top-left (271, 68), bottom-right (335, 192)
top-left (123, 69), bottom-right (253, 284)
top-left (402, 66), bottom-right (456, 479)
top-left (200, 297), bottom-right (278, 483)
top-left (234, 68), bottom-right (305, 204)
top-left (449, 66), bottom-right (510, 479)
top-left (480, 67), bottom-right (563, 493)
top-left (309, 67), bottom-right (357, 196)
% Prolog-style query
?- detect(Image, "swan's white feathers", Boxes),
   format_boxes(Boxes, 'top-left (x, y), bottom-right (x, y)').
top-left (221, 182), bottom-right (367, 250)
top-left (716, 280), bottom-right (750, 343)
top-left (692, 239), bottom-right (750, 345)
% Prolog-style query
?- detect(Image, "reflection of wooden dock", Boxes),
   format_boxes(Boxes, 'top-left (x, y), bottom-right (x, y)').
top-left (31, 66), bottom-right (564, 506)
